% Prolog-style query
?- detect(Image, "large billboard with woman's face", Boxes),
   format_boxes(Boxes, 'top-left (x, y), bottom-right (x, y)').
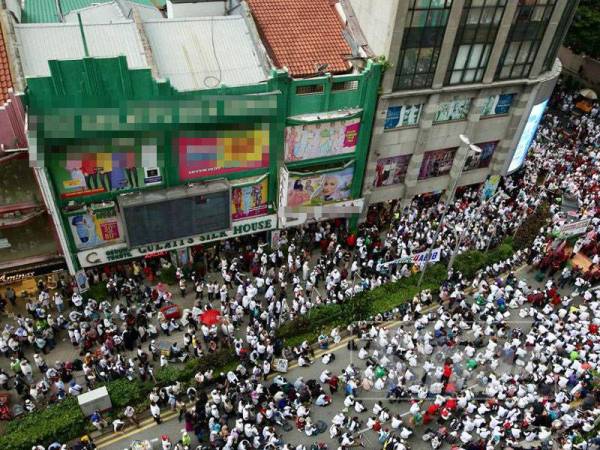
top-left (287, 166), bottom-right (354, 207)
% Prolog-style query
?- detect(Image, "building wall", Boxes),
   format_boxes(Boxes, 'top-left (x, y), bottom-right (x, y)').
top-left (26, 56), bottom-right (381, 271)
top-left (347, 0), bottom-right (398, 57)
top-left (360, 0), bottom-right (571, 208)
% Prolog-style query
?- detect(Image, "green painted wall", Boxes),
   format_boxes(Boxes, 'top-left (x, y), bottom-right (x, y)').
top-left (23, 0), bottom-right (166, 23)
top-left (26, 56), bottom-right (381, 263)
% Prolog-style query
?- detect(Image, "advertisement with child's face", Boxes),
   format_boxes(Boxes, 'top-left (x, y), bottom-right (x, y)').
top-left (287, 166), bottom-right (354, 207)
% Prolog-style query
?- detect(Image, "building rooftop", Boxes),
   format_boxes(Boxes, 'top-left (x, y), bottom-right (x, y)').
top-left (22, 0), bottom-right (165, 23)
top-left (15, 21), bottom-right (149, 78)
top-left (0, 21), bottom-right (13, 104)
top-left (246, 0), bottom-right (352, 78)
top-left (143, 16), bottom-right (267, 91)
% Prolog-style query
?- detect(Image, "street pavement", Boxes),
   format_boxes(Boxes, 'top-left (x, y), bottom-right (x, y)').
top-left (97, 265), bottom-right (564, 450)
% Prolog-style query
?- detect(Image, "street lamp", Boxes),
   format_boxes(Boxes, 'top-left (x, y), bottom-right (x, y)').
top-left (417, 135), bottom-right (481, 287)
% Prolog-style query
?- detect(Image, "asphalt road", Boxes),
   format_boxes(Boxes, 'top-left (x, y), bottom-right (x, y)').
top-left (97, 266), bottom-right (560, 450)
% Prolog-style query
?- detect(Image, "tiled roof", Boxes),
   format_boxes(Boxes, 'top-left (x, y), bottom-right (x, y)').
top-left (0, 21), bottom-right (13, 104)
top-left (246, 0), bottom-right (352, 78)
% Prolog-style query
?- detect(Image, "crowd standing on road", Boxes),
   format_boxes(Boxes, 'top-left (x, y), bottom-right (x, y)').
top-left (0, 83), bottom-right (599, 449)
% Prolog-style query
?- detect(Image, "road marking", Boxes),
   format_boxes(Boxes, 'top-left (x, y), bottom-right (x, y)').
top-left (96, 411), bottom-right (178, 448)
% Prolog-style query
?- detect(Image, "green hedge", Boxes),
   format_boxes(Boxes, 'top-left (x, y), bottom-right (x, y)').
top-left (3, 239), bottom-right (516, 450)
top-left (513, 203), bottom-right (550, 251)
top-left (0, 398), bottom-right (87, 450)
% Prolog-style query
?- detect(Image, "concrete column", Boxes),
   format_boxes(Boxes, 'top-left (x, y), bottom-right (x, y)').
top-left (529, 0), bottom-right (568, 79)
top-left (381, 0), bottom-right (409, 94)
top-left (441, 94), bottom-right (483, 201)
top-left (402, 94), bottom-right (438, 199)
top-left (432, 0), bottom-right (465, 89)
top-left (483, 1), bottom-right (518, 84)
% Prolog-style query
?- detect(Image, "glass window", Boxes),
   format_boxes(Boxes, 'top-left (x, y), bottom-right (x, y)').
top-left (543, 1), bottom-right (577, 72)
top-left (446, 0), bottom-right (507, 86)
top-left (495, 0), bottom-right (557, 80)
top-left (394, 1), bottom-right (453, 90)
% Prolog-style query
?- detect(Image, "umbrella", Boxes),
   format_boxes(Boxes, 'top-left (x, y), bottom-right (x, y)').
top-left (579, 88), bottom-right (598, 100)
top-left (200, 309), bottom-right (221, 326)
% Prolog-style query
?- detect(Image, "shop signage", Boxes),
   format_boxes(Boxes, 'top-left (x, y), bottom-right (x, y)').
top-left (78, 215), bottom-right (277, 267)
top-left (0, 261), bottom-right (67, 285)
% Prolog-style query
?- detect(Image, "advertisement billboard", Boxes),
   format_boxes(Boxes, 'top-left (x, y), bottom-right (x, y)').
top-left (119, 183), bottom-right (231, 247)
top-left (508, 99), bottom-right (548, 173)
top-left (418, 148), bottom-right (457, 180)
top-left (284, 118), bottom-right (360, 162)
top-left (287, 166), bottom-right (354, 207)
top-left (433, 99), bottom-right (471, 123)
top-left (384, 104), bottom-right (423, 129)
top-left (465, 141), bottom-right (498, 171)
top-left (177, 127), bottom-right (270, 180)
top-left (67, 204), bottom-right (124, 250)
top-left (373, 155), bottom-right (411, 187)
top-left (480, 93), bottom-right (515, 117)
top-left (231, 178), bottom-right (269, 221)
top-left (51, 145), bottom-right (162, 199)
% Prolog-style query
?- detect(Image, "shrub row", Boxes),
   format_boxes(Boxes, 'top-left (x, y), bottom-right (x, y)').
top-left (2, 239), bottom-right (515, 450)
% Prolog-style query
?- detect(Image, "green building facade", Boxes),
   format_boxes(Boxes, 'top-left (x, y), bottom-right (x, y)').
top-left (27, 56), bottom-right (381, 273)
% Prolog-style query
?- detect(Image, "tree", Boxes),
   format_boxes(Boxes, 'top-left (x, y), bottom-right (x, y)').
top-left (565, 1), bottom-right (600, 59)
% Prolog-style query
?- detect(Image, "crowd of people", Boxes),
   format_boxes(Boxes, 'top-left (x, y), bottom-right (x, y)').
top-left (1, 81), bottom-right (599, 450)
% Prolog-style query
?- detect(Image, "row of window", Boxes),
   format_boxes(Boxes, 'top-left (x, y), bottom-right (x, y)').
top-left (373, 140), bottom-right (498, 187)
top-left (395, 0), bottom-right (562, 90)
top-left (383, 93), bottom-right (515, 130)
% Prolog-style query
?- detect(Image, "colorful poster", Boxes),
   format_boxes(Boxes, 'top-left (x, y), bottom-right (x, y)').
top-left (433, 99), bottom-right (471, 123)
top-left (418, 148), bottom-right (458, 180)
top-left (67, 205), bottom-right (124, 250)
top-left (384, 104), bottom-right (423, 129)
top-left (284, 118), bottom-right (360, 162)
top-left (482, 175), bottom-right (501, 200)
top-left (231, 178), bottom-right (269, 221)
top-left (480, 93), bottom-right (515, 116)
top-left (178, 128), bottom-right (270, 180)
top-left (287, 166), bottom-right (354, 207)
top-left (50, 144), bottom-right (161, 199)
top-left (465, 141), bottom-right (498, 171)
top-left (373, 155), bottom-right (411, 187)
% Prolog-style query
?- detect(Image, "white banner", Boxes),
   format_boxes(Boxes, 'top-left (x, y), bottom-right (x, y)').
top-left (379, 247), bottom-right (442, 269)
top-left (559, 219), bottom-right (591, 238)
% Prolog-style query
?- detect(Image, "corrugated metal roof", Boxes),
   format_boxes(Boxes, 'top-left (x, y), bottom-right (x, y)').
top-left (143, 16), bottom-right (267, 91)
top-left (15, 21), bottom-right (148, 78)
top-left (64, 2), bottom-right (126, 23)
top-left (23, 0), bottom-right (165, 23)
top-left (22, 0), bottom-right (61, 23)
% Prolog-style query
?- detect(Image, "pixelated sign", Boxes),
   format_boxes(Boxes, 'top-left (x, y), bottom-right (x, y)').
top-left (177, 127), bottom-right (270, 180)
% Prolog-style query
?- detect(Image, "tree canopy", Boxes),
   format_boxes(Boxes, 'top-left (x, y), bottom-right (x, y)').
top-left (565, 1), bottom-right (600, 59)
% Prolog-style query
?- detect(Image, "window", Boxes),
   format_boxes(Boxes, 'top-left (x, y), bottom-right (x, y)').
top-left (543, 1), bottom-right (577, 72)
top-left (464, 141), bottom-right (498, 170)
top-left (433, 98), bottom-right (472, 123)
top-left (332, 80), bottom-right (359, 92)
top-left (418, 148), bottom-right (457, 180)
top-left (394, 0), bottom-right (453, 90)
top-left (384, 104), bottom-right (424, 129)
top-left (446, 0), bottom-right (507, 85)
top-left (495, 0), bottom-right (557, 81)
top-left (480, 93), bottom-right (516, 116)
top-left (296, 85), bottom-right (324, 95)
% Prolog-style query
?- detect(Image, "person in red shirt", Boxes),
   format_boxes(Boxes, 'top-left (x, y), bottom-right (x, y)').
top-left (442, 360), bottom-right (453, 385)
